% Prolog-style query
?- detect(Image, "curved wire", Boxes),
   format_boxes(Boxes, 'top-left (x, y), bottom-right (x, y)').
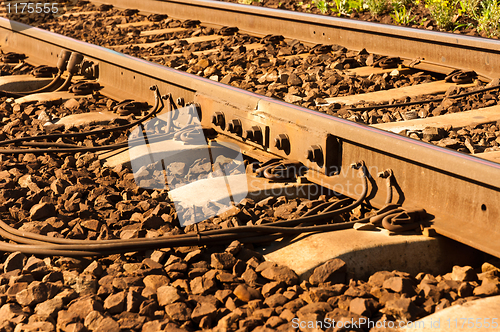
top-left (0, 162), bottom-right (374, 256)
top-left (0, 73), bottom-right (64, 98)
top-left (0, 87), bottom-right (167, 155)
top-left (0, 51), bottom-right (74, 97)
top-left (340, 84), bottom-right (500, 112)
top-left (0, 86), bottom-right (163, 147)
top-left (0, 220), bottom-right (360, 256)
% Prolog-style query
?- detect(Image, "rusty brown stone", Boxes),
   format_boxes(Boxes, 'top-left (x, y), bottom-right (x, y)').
top-left (309, 259), bottom-right (346, 285)
top-left (260, 265), bottom-right (299, 286)
top-left (165, 302), bottom-right (192, 321)
top-left (381, 298), bottom-right (419, 321)
top-left (3, 252), bottom-right (26, 273)
top-left (451, 265), bottom-right (478, 282)
top-left (190, 270), bottom-right (217, 295)
top-left (473, 278), bottom-right (500, 296)
top-left (34, 297), bottom-right (64, 317)
top-left (233, 284), bottom-right (261, 302)
top-left (103, 291), bottom-right (126, 314)
top-left (191, 301), bottom-right (218, 323)
top-left (264, 293), bottom-right (289, 308)
top-left (67, 295), bottom-right (103, 320)
top-left (157, 285), bottom-right (183, 306)
top-left (383, 276), bottom-right (416, 295)
top-left (29, 202), bottom-right (55, 220)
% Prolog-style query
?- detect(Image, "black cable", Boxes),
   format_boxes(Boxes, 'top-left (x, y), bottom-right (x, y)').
top-left (301, 198), bottom-right (351, 217)
top-left (52, 73), bottom-right (74, 92)
top-left (20, 141), bottom-right (85, 148)
top-left (0, 50), bottom-right (72, 97)
top-left (0, 142), bottom-right (130, 155)
top-left (341, 84), bottom-right (500, 112)
top-left (0, 86), bottom-right (163, 147)
top-left (0, 132), bottom-right (175, 154)
top-left (0, 163), bottom-right (372, 256)
top-left (0, 218), bottom-right (359, 256)
top-left (0, 198), bottom-right (361, 246)
top-left (0, 124), bottom-right (196, 154)
top-left (0, 73), bottom-right (63, 98)
top-left (0, 87), bottom-right (168, 155)
top-left (0, 233), bottom-right (286, 256)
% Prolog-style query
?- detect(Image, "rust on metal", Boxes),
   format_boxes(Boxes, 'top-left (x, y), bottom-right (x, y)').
top-left (1, 18), bottom-right (500, 258)
top-left (92, 0), bottom-right (500, 79)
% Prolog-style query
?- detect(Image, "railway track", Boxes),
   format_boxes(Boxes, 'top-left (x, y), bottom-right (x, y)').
top-left (0, 0), bottom-right (500, 331)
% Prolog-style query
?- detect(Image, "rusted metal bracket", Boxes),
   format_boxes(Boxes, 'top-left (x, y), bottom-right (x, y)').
top-left (1, 51), bottom-right (26, 63)
top-left (196, 93), bottom-right (342, 177)
top-left (80, 59), bottom-right (98, 79)
top-left (407, 58), bottom-right (421, 68)
top-left (445, 69), bottom-right (477, 84)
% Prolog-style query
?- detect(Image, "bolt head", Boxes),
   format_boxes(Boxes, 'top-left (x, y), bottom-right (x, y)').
top-left (211, 112), bottom-right (224, 127)
top-left (306, 145), bottom-right (322, 163)
top-left (227, 119), bottom-right (242, 134)
top-left (232, 119), bottom-right (240, 129)
top-left (306, 149), bottom-right (314, 161)
top-left (249, 126), bottom-right (262, 142)
top-left (274, 134), bottom-right (289, 150)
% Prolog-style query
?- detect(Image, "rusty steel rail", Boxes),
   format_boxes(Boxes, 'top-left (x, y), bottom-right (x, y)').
top-left (1, 18), bottom-right (500, 257)
top-left (89, 0), bottom-right (500, 79)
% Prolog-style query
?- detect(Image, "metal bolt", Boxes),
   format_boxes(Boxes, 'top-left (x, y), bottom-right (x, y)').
top-left (306, 149), bottom-right (314, 160)
top-left (191, 103), bottom-right (202, 114)
top-left (306, 145), bottom-right (322, 163)
top-left (227, 119), bottom-right (242, 135)
top-left (274, 134), bottom-right (289, 151)
top-left (211, 112), bottom-right (225, 127)
top-left (246, 126), bottom-right (262, 142)
top-left (350, 161), bottom-right (366, 170)
top-left (378, 169), bottom-right (393, 178)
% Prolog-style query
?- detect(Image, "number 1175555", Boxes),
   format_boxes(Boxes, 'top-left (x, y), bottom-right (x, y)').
top-left (6, 2), bottom-right (59, 14)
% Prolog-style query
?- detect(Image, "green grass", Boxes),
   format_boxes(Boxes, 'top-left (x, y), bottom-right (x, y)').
top-left (391, 2), bottom-right (416, 25)
top-left (294, 0), bottom-right (500, 37)
top-left (365, 0), bottom-right (389, 15)
top-left (313, 0), bottom-right (329, 13)
top-left (476, 0), bottom-right (500, 37)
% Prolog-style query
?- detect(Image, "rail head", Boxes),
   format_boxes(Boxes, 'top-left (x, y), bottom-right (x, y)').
top-left (90, 0), bottom-right (500, 79)
top-left (1, 17), bottom-right (500, 186)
